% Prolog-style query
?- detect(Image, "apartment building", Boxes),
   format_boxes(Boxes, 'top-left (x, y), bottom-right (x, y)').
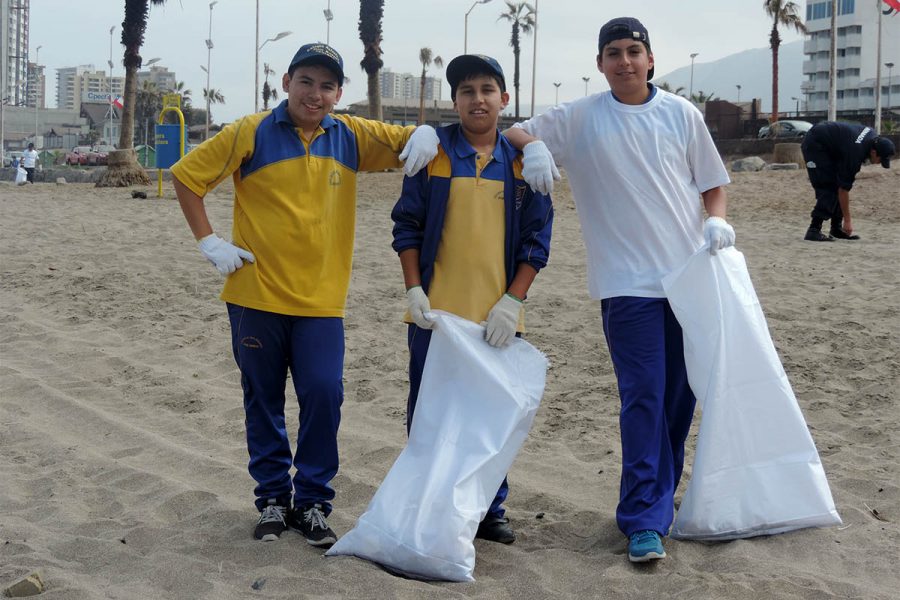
top-left (1, 0), bottom-right (30, 106)
top-left (379, 69), bottom-right (442, 101)
top-left (137, 65), bottom-right (177, 93)
top-left (26, 61), bottom-right (43, 108)
top-left (56, 65), bottom-right (124, 112)
top-left (802, 0), bottom-right (900, 114)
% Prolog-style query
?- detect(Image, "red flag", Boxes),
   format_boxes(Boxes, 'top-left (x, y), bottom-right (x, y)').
top-left (884, 0), bottom-right (900, 12)
top-left (112, 96), bottom-right (124, 109)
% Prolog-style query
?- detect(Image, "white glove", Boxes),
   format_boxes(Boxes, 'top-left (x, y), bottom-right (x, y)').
top-left (198, 233), bottom-right (255, 275)
top-left (406, 286), bottom-right (435, 329)
top-left (703, 216), bottom-right (736, 255)
top-left (521, 141), bottom-right (561, 195)
top-left (484, 293), bottom-right (522, 348)
top-left (399, 125), bottom-right (439, 177)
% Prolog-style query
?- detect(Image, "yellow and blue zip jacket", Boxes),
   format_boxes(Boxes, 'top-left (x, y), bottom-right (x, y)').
top-left (172, 99), bottom-right (413, 317)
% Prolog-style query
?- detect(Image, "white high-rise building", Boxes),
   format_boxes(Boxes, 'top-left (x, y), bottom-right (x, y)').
top-left (26, 61), bottom-right (44, 108)
top-left (1, 0), bottom-right (31, 107)
top-left (379, 69), bottom-right (442, 101)
top-left (56, 66), bottom-right (124, 112)
top-left (802, 0), bottom-right (900, 114)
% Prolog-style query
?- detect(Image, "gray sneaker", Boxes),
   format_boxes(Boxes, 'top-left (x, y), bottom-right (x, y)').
top-left (288, 503), bottom-right (337, 547)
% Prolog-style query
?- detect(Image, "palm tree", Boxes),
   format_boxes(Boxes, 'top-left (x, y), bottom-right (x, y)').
top-left (763, 1), bottom-right (807, 123)
top-left (690, 90), bottom-right (719, 104)
top-left (202, 88), bottom-right (225, 128)
top-left (657, 81), bottom-right (686, 97)
top-left (497, 1), bottom-right (535, 119)
top-left (359, 0), bottom-right (385, 120)
top-left (418, 48), bottom-right (443, 125)
top-left (97, 0), bottom-right (167, 188)
top-left (261, 63), bottom-right (278, 110)
top-left (135, 80), bottom-right (162, 148)
top-left (169, 80), bottom-right (194, 126)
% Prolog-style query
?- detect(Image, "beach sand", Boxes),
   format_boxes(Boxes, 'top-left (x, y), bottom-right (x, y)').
top-left (1, 165), bottom-right (898, 599)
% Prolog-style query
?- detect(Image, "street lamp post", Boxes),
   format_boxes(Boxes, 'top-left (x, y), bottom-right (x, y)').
top-left (530, 0), bottom-right (538, 117)
top-left (582, 77), bottom-right (590, 96)
top-left (324, 0), bottom-right (333, 45)
top-left (464, 0), bottom-right (493, 54)
top-left (142, 57), bottom-right (160, 160)
top-left (553, 82), bottom-right (561, 105)
top-left (205, 1), bottom-right (217, 140)
top-left (736, 84), bottom-right (741, 104)
top-left (791, 96), bottom-right (799, 117)
top-left (34, 45), bottom-right (41, 144)
top-left (254, 30), bottom-right (292, 113)
top-left (689, 52), bottom-right (699, 101)
top-left (887, 62), bottom-right (895, 120)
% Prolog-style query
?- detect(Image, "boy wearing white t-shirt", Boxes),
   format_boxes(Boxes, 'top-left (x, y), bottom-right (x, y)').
top-left (505, 17), bottom-right (734, 563)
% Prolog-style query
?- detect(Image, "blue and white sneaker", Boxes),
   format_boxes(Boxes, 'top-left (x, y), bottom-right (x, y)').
top-left (628, 530), bottom-right (666, 562)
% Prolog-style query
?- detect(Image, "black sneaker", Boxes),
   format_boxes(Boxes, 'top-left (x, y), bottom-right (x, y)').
top-left (254, 499), bottom-right (288, 542)
top-left (475, 515), bottom-right (516, 544)
top-left (804, 227), bottom-right (834, 242)
top-left (288, 503), bottom-right (337, 548)
top-left (830, 227), bottom-right (860, 240)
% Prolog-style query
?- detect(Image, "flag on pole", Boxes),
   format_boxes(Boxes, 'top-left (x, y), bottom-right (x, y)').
top-left (884, 0), bottom-right (900, 14)
top-left (112, 96), bottom-right (124, 109)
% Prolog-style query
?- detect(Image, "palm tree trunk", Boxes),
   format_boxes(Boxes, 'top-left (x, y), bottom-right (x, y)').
top-left (118, 64), bottom-right (138, 151)
top-left (367, 73), bottom-right (382, 120)
top-left (97, 63), bottom-right (149, 187)
top-left (771, 22), bottom-right (780, 123)
top-left (513, 23), bottom-right (521, 119)
top-left (419, 68), bottom-right (427, 125)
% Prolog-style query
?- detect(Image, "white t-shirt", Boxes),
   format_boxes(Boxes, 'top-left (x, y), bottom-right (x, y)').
top-left (516, 88), bottom-right (730, 299)
top-left (22, 149), bottom-right (39, 168)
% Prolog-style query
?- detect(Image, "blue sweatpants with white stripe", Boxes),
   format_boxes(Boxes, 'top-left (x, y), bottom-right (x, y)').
top-left (600, 297), bottom-right (696, 537)
top-left (227, 303), bottom-right (344, 514)
top-left (406, 324), bottom-right (509, 519)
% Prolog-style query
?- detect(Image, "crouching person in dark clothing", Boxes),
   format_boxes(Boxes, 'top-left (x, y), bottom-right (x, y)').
top-left (800, 121), bottom-right (895, 242)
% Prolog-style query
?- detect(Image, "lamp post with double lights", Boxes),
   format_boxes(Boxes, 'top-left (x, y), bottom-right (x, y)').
top-left (34, 45), bottom-right (41, 143)
top-left (142, 57), bottom-right (160, 159)
top-left (204, 1), bottom-right (218, 140)
top-left (254, 30), bottom-right (292, 113)
top-left (464, 0), bottom-right (493, 54)
top-left (689, 52), bottom-right (699, 101)
top-left (324, 0), bottom-right (333, 45)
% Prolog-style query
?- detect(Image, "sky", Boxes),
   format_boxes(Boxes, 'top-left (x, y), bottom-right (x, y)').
top-left (30, 0), bottom-right (806, 123)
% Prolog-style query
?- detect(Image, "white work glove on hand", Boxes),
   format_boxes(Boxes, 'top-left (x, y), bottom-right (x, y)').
top-left (399, 125), bottom-right (439, 177)
top-left (521, 140), bottom-right (561, 195)
top-left (484, 293), bottom-right (522, 348)
top-left (198, 233), bottom-right (255, 275)
top-left (406, 285), bottom-right (435, 329)
top-left (703, 216), bottom-right (736, 255)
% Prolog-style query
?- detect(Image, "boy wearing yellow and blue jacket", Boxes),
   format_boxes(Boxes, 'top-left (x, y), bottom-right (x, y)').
top-left (172, 43), bottom-right (438, 547)
top-left (391, 54), bottom-right (554, 544)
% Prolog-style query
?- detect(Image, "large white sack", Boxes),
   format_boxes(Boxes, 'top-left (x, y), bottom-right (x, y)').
top-left (15, 165), bottom-right (27, 185)
top-left (661, 247), bottom-right (841, 540)
top-left (327, 311), bottom-right (547, 581)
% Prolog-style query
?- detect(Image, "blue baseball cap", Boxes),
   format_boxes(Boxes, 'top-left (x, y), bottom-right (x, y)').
top-left (598, 17), bottom-right (654, 79)
top-left (288, 43), bottom-right (344, 85)
top-left (446, 54), bottom-right (506, 99)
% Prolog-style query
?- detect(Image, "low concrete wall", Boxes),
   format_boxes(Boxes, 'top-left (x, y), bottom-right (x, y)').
top-left (1, 167), bottom-right (172, 184)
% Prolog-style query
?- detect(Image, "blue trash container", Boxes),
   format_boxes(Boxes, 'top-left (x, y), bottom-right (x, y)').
top-left (155, 124), bottom-right (188, 168)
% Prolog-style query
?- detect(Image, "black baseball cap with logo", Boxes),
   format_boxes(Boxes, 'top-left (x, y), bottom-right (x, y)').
top-left (872, 136), bottom-right (895, 168)
top-left (598, 17), bottom-right (654, 80)
top-left (447, 54), bottom-right (506, 100)
top-left (288, 43), bottom-right (344, 85)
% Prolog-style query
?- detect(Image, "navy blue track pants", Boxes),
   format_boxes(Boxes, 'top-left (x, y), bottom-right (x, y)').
top-left (227, 303), bottom-right (344, 513)
top-left (600, 297), bottom-right (696, 537)
top-left (406, 323), bottom-right (509, 519)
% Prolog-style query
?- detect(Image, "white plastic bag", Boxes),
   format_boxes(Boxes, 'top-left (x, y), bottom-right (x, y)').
top-left (327, 311), bottom-right (548, 581)
top-left (15, 165), bottom-right (27, 185)
top-left (661, 247), bottom-right (841, 540)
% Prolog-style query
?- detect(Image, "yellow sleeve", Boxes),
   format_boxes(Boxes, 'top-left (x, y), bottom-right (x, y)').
top-left (335, 114), bottom-right (414, 172)
top-left (170, 115), bottom-right (258, 197)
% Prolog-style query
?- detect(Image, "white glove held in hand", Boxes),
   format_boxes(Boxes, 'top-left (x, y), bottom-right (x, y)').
top-left (406, 286), bottom-right (435, 329)
top-left (198, 233), bottom-right (255, 275)
top-left (484, 294), bottom-right (522, 348)
top-left (521, 141), bottom-right (561, 195)
top-left (703, 216), bottom-right (735, 255)
top-left (399, 125), bottom-right (439, 177)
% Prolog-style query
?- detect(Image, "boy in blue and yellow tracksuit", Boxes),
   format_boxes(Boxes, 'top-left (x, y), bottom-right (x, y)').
top-left (391, 54), bottom-right (553, 545)
top-left (172, 43), bottom-right (439, 547)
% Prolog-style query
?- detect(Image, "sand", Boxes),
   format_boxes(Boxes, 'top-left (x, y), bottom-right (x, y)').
top-left (1, 164), bottom-right (898, 599)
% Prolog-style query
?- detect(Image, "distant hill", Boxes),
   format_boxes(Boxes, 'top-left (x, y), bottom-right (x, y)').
top-left (654, 40), bottom-right (804, 113)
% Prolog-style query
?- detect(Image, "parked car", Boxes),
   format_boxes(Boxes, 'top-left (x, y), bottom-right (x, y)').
top-left (765, 120), bottom-right (813, 139)
top-left (758, 125), bottom-right (770, 139)
top-left (93, 145), bottom-right (117, 166)
top-left (65, 146), bottom-right (95, 166)
top-left (3, 151), bottom-right (25, 167)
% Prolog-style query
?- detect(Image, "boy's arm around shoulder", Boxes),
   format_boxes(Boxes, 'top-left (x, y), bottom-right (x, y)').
top-left (338, 115), bottom-right (438, 176)
top-left (514, 157), bottom-right (554, 273)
